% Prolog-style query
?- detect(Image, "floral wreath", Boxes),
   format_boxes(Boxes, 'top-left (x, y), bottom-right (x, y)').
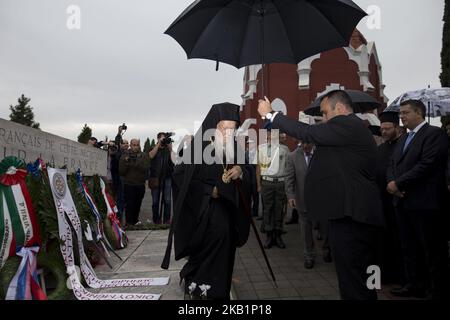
top-left (0, 156), bottom-right (27, 186)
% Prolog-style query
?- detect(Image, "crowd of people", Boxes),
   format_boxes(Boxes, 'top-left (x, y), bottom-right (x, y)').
top-left (87, 126), bottom-right (175, 227)
top-left (85, 90), bottom-right (449, 300)
top-left (257, 91), bottom-right (450, 300)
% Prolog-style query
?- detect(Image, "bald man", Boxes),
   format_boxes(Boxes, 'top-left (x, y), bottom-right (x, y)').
top-left (119, 138), bottom-right (151, 225)
top-left (258, 90), bottom-right (384, 300)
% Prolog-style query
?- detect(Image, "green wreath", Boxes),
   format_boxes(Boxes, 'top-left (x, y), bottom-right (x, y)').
top-left (36, 252), bottom-right (73, 300)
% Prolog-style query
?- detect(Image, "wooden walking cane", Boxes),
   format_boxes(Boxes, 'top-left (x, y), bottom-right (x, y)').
top-left (234, 178), bottom-right (277, 286)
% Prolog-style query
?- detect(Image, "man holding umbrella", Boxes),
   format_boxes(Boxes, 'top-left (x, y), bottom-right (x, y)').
top-left (258, 90), bottom-right (384, 300)
top-left (165, 0), bottom-right (371, 299)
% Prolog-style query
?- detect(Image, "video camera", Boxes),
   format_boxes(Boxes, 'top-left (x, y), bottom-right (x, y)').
top-left (118, 123), bottom-right (127, 137)
top-left (128, 152), bottom-right (138, 160)
top-left (94, 141), bottom-right (107, 149)
top-left (160, 132), bottom-right (174, 147)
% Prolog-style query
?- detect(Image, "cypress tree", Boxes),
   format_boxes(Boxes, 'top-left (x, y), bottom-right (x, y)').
top-left (9, 94), bottom-right (40, 129)
top-left (77, 124), bottom-right (92, 144)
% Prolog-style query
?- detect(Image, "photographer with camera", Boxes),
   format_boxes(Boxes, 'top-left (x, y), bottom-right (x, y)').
top-left (87, 136), bottom-right (101, 148)
top-left (148, 132), bottom-right (174, 224)
top-left (114, 123), bottom-right (128, 145)
top-left (119, 138), bottom-right (150, 226)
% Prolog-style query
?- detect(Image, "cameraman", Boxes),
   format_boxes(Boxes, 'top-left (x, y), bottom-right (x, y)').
top-left (87, 137), bottom-right (99, 147)
top-left (148, 132), bottom-right (174, 224)
top-left (119, 138), bottom-right (150, 225)
top-left (110, 125), bottom-right (129, 219)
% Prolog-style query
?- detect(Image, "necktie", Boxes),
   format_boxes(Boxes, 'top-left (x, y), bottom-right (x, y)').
top-left (305, 153), bottom-right (311, 166)
top-left (403, 131), bottom-right (415, 152)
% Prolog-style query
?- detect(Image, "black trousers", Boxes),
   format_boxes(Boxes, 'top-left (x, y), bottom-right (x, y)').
top-left (261, 181), bottom-right (286, 232)
top-left (379, 200), bottom-right (404, 285)
top-left (123, 184), bottom-right (145, 225)
top-left (395, 208), bottom-right (449, 299)
top-left (329, 217), bottom-right (381, 300)
top-left (251, 189), bottom-right (260, 217)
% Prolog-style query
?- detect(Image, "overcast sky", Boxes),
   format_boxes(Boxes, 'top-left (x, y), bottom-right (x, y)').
top-left (0, 0), bottom-right (445, 144)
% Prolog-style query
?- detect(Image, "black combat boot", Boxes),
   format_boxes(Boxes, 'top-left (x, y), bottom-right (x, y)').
top-left (264, 231), bottom-right (273, 249)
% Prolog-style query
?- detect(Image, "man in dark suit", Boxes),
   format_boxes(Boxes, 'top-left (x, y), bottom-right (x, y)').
top-left (258, 90), bottom-right (384, 300)
top-left (375, 111), bottom-right (404, 285)
top-left (387, 100), bottom-right (449, 299)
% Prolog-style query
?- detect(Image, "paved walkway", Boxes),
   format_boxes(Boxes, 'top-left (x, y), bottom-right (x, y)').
top-left (232, 222), bottom-right (341, 300)
top-left (94, 229), bottom-right (185, 300)
top-left (93, 191), bottom-right (413, 300)
top-left (232, 210), bottom-right (426, 300)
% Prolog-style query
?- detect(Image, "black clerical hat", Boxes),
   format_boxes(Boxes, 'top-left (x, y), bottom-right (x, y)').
top-left (379, 111), bottom-right (399, 125)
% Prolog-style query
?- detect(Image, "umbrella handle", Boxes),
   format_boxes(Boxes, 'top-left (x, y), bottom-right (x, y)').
top-left (259, 4), bottom-right (265, 97)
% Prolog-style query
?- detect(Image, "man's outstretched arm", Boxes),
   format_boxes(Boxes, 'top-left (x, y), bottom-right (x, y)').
top-left (258, 97), bottom-right (348, 146)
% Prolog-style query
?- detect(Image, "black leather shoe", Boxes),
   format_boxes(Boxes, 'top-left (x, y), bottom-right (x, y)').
top-left (390, 285), bottom-right (427, 298)
top-left (274, 232), bottom-right (286, 249)
top-left (323, 250), bottom-right (332, 263)
top-left (304, 259), bottom-right (314, 269)
top-left (264, 232), bottom-right (273, 249)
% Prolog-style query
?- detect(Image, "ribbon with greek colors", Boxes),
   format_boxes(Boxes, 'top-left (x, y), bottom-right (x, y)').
top-left (99, 178), bottom-right (127, 249)
top-left (5, 246), bottom-right (47, 300)
top-left (48, 167), bottom-right (169, 298)
top-left (75, 171), bottom-right (103, 241)
top-left (75, 171), bottom-right (117, 258)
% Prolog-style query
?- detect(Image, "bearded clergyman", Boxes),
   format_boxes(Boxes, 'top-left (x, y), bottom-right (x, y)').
top-left (161, 103), bottom-right (252, 300)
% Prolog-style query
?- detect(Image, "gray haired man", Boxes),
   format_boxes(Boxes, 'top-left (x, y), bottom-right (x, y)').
top-left (285, 141), bottom-right (332, 268)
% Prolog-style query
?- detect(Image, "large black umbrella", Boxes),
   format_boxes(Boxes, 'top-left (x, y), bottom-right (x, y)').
top-left (164, 0), bottom-right (367, 284)
top-left (165, 0), bottom-right (367, 94)
top-left (304, 89), bottom-right (382, 116)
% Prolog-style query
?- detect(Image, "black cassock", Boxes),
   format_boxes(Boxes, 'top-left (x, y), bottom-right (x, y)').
top-left (173, 161), bottom-right (251, 299)
top-left (161, 102), bottom-right (251, 300)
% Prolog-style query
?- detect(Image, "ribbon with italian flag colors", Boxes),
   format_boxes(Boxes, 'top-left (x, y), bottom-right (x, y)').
top-left (0, 156), bottom-right (46, 300)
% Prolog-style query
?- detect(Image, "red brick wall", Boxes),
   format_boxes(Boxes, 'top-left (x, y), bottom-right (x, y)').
top-left (241, 46), bottom-right (385, 150)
